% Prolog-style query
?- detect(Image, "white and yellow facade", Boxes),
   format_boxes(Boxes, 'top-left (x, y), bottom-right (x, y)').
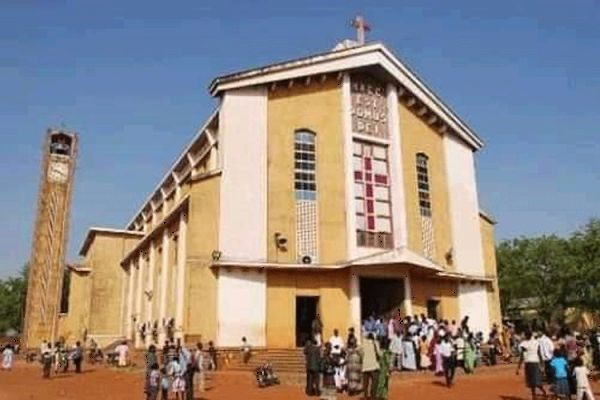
top-left (59, 41), bottom-right (501, 349)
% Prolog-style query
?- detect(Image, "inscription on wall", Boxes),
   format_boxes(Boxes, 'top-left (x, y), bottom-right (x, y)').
top-left (351, 75), bottom-right (388, 139)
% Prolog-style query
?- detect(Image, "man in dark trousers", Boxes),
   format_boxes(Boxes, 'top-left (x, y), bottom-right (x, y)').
top-left (72, 341), bottom-right (83, 373)
top-left (304, 339), bottom-right (321, 396)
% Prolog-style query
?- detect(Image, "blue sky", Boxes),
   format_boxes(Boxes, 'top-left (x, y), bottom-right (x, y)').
top-left (1, 0), bottom-right (598, 278)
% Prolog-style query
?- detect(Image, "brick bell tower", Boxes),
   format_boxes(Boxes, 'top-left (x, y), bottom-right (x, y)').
top-left (22, 128), bottom-right (78, 348)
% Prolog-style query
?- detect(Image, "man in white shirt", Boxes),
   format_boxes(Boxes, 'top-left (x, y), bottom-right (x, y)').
top-left (538, 331), bottom-right (554, 382)
top-left (329, 329), bottom-right (344, 355)
top-left (516, 331), bottom-right (547, 399)
top-left (115, 341), bottom-right (129, 367)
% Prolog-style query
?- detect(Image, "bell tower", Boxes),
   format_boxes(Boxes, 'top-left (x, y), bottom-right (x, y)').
top-left (23, 128), bottom-right (78, 348)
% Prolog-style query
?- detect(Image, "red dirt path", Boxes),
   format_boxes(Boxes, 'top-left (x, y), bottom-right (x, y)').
top-left (1, 361), bottom-right (599, 400)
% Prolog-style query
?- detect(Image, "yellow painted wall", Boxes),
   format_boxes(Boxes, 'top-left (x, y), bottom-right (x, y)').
top-left (58, 233), bottom-right (139, 344)
top-left (399, 103), bottom-right (453, 268)
top-left (57, 270), bottom-right (92, 343)
top-left (411, 275), bottom-right (459, 321)
top-left (266, 269), bottom-right (350, 348)
top-left (480, 215), bottom-right (503, 326)
top-left (267, 78), bottom-right (347, 264)
top-left (184, 175), bottom-right (220, 341)
top-left (87, 234), bottom-right (139, 335)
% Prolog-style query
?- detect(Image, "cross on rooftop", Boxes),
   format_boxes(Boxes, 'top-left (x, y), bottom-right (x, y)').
top-left (351, 15), bottom-right (371, 45)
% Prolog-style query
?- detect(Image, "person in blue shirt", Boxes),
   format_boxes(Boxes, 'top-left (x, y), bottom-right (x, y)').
top-left (550, 349), bottom-right (571, 399)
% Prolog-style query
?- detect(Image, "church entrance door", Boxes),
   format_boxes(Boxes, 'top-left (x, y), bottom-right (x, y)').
top-left (360, 277), bottom-right (404, 321)
top-left (295, 296), bottom-right (319, 347)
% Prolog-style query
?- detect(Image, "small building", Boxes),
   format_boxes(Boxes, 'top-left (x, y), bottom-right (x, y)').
top-left (59, 39), bottom-right (502, 349)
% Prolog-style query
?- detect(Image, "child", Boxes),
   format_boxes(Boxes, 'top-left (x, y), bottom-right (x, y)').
top-left (168, 357), bottom-right (185, 400)
top-left (208, 341), bottom-right (217, 371)
top-left (160, 367), bottom-right (170, 400)
top-left (550, 349), bottom-right (570, 399)
top-left (573, 357), bottom-right (595, 400)
top-left (147, 363), bottom-right (160, 400)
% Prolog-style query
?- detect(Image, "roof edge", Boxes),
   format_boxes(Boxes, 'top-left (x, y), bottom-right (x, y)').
top-left (79, 227), bottom-right (144, 257)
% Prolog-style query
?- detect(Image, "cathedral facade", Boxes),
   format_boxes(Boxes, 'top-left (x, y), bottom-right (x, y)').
top-left (59, 41), bottom-right (502, 349)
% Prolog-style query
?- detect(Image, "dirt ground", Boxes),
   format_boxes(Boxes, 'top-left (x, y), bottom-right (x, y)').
top-left (1, 361), bottom-right (599, 400)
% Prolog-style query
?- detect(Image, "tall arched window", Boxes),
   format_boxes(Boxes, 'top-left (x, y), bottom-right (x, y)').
top-left (294, 130), bottom-right (318, 262)
top-left (416, 153), bottom-right (435, 259)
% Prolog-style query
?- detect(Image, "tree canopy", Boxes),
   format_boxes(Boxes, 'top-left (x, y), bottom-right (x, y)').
top-left (498, 218), bottom-right (600, 324)
top-left (0, 264), bottom-right (27, 334)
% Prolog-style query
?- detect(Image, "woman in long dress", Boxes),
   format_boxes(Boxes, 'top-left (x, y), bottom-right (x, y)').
top-left (419, 336), bottom-right (432, 370)
top-left (463, 334), bottom-right (476, 373)
top-left (375, 339), bottom-right (392, 400)
top-left (433, 337), bottom-right (444, 376)
top-left (401, 333), bottom-right (417, 371)
top-left (345, 341), bottom-right (363, 395)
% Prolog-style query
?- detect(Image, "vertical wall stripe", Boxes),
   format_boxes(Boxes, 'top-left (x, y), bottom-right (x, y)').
top-left (386, 84), bottom-right (408, 248)
top-left (342, 74), bottom-right (358, 260)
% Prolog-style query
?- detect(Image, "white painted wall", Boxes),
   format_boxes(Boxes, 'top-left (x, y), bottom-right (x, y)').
top-left (386, 84), bottom-right (408, 249)
top-left (217, 269), bottom-right (266, 346)
top-left (458, 283), bottom-right (490, 335)
top-left (218, 86), bottom-right (268, 261)
top-left (444, 134), bottom-right (485, 275)
top-left (341, 74), bottom-right (358, 260)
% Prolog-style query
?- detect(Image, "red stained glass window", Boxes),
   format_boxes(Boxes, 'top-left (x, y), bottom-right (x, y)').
top-left (366, 184), bottom-right (373, 197)
top-left (354, 171), bottom-right (362, 181)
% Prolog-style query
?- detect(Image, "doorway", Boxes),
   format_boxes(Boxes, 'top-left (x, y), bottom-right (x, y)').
top-left (427, 299), bottom-right (440, 321)
top-left (296, 296), bottom-right (319, 347)
top-left (360, 277), bottom-right (404, 321)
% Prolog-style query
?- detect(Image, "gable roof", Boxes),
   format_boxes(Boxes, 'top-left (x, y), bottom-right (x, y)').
top-left (209, 42), bottom-right (484, 150)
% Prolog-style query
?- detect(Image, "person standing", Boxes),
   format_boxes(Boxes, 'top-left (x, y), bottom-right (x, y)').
top-left (573, 357), bottom-right (595, 400)
top-left (463, 333), bottom-right (476, 374)
top-left (516, 330), bottom-right (547, 400)
top-left (320, 343), bottom-right (337, 400)
top-left (389, 331), bottom-right (403, 371)
top-left (2, 344), bottom-right (14, 371)
top-left (147, 363), bottom-right (160, 400)
top-left (207, 341), bottom-right (217, 371)
top-left (345, 339), bottom-right (363, 396)
top-left (115, 340), bottom-right (129, 368)
top-left (539, 330), bottom-right (555, 383)
top-left (72, 341), bottom-right (83, 373)
top-left (360, 333), bottom-right (380, 400)
top-left (194, 343), bottom-right (206, 393)
top-left (160, 366), bottom-right (171, 400)
top-left (145, 345), bottom-right (158, 398)
top-left (41, 343), bottom-right (54, 378)
top-left (440, 335), bottom-right (457, 387)
top-left (419, 335), bottom-right (432, 370)
top-left (375, 338), bottom-right (392, 400)
top-left (550, 349), bottom-right (570, 399)
top-left (312, 315), bottom-right (323, 346)
top-left (304, 339), bottom-right (321, 396)
top-left (401, 333), bottom-right (417, 371)
top-left (329, 329), bottom-right (344, 356)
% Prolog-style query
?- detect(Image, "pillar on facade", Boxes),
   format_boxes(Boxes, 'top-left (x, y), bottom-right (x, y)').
top-left (145, 242), bottom-right (156, 347)
top-left (158, 229), bottom-right (170, 343)
top-left (125, 262), bottom-right (136, 340)
top-left (403, 273), bottom-right (413, 316)
top-left (349, 270), bottom-right (361, 343)
top-left (174, 212), bottom-right (187, 340)
top-left (134, 254), bottom-right (144, 348)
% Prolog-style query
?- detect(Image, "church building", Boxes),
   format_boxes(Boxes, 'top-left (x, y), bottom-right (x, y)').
top-left (59, 33), bottom-right (502, 349)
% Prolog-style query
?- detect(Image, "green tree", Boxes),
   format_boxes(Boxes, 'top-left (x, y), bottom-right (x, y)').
top-left (497, 218), bottom-right (600, 325)
top-left (0, 264), bottom-right (28, 333)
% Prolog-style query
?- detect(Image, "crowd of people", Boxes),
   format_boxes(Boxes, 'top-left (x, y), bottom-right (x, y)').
top-left (303, 312), bottom-right (495, 400)
top-left (143, 338), bottom-right (219, 400)
top-left (35, 339), bottom-right (84, 378)
top-left (514, 327), bottom-right (598, 400)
